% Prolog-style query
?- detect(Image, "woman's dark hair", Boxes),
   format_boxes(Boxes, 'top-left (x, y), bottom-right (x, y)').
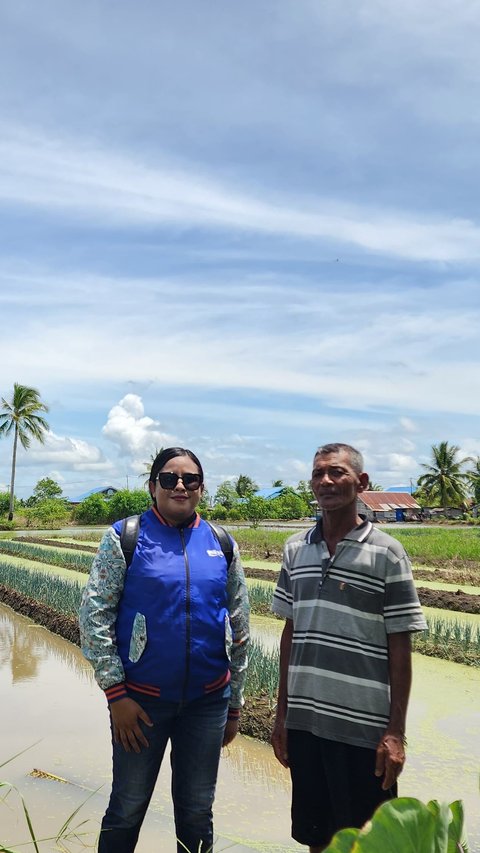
top-left (149, 447), bottom-right (204, 486)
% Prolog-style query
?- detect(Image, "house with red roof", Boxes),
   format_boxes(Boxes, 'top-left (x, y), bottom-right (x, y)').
top-left (357, 491), bottom-right (421, 523)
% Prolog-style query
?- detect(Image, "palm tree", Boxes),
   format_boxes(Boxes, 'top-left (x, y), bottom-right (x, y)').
top-left (235, 474), bottom-right (258, 498)
top-left (367, 480), bottom-right (383, 491)
top-left (417, 441), bottom-right (471, 513)
top-left (0, 384), bottom-right (49, 520)
top-left (466, 457), bottom-right (480, 505)
top-left (139, 447), bottom-right (164, 487)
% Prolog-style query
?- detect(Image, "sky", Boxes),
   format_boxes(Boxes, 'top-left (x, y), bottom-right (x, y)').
top-left (0, 0), bottom-right (479, 500)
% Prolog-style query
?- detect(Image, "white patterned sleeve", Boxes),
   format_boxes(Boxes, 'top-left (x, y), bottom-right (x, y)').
top-left (78, 527), bottom-right (127, 690)
top-left (226, 542), bottom-right (250, 711)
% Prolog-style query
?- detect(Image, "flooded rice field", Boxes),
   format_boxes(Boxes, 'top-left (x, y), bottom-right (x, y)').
top-left (1, 604), bottom-right (479, 851)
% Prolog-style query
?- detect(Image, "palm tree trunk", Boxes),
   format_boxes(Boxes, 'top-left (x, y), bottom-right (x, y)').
top-left (8, 424), bottom-right (18, 521)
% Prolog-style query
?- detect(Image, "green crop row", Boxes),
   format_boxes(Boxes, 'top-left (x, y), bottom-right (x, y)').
top-left (0, 561), bottom-right (83, 617)
top-left (1, 564), bottom-right (478, 669)
top-left (412, 615), bottom-right (480, 664)
top-left (244, 638), bottom-right (280, 702)
top-left (0, 540), bottom-right (93, 573)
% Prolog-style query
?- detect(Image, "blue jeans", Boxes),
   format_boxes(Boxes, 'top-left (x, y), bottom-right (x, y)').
top-left (98, 689), bottom-right (229, 853)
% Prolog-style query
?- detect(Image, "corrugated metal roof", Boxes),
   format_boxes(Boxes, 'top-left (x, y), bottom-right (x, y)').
top-left (67, 486), bottom-right (118, 503)
top-left (359, 492), bottom-right (420, 511)
top-left (254, 487), bottom-right (285, 500)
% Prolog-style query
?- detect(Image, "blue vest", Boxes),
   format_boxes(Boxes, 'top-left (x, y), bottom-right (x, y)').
top-left (112, 510), bottom-right (231, 702)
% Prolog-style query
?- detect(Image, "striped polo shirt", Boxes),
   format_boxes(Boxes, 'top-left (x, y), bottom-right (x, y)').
top-left (271, 520), bottom-right (427, 749)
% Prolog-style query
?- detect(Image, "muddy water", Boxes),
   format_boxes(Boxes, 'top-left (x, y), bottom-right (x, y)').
top-left (1, 605), bottom-right (479, 851)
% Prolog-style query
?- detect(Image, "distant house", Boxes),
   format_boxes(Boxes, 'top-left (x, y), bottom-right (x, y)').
top-left (253, 487), bottom-right (286, 500)
top-left (357, 491), bottom-right (421, 523)
top-left (67, 486), bottom-right (118, 506)
top-left (385, 485), bottom-right (415, 495)
top-left (421, 506), bottom-right (464, 520)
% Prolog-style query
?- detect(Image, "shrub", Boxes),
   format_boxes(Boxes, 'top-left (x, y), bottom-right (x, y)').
top-left (74, 493), bottom-right (109, 524)
top-left (243, 496), bottom-right (270, 527)
top-left (271, 492), bottom-right (309, 520)
top-left (0, 491), bottom-right (12, 516)
top-left (107, 489), bottom-right (151, 522)
top-left (210, 505), bottom-right (228, 521)
top-left (227, 507), bottom-right (243, 521)
top-left (24, 499), bottom-right (71, 528)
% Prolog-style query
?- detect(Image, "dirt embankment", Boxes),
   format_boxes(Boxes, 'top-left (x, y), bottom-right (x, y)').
top-left (416, 587), bottom-right (480, 614)
top-left (0, 585), bottom-right (80, 643)
top-left (243, 567), bottom-right (480, 614)
top-left (15, 536), bottom-right (98, 553)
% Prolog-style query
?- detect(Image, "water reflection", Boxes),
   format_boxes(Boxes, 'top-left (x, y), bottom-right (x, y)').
top-left (0, 606), bottom-right (93, 683)
top-left (224, 735), bottom-right (290, 795)
top-left (1, 603), bottom-right (479, 852)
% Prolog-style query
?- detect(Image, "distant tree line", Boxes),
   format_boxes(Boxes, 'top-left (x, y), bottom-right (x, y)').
top-left (1, 384), bottom-right (480, 528)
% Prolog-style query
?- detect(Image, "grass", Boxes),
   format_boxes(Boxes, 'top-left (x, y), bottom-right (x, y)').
top-left (229, 525), bottom-right (480, 566)
top-left (388, 528), bottom-right (480, 563)
top-left (228, 527), bottom-right (298, 558)
top-left (8, 524), bottom-right (480, 566)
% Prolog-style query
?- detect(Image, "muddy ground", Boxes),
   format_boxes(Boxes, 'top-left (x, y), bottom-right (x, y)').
top-left (244, 568), bottom-right (480, 614)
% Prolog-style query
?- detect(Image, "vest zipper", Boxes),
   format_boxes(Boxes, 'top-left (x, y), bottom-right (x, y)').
top-left (179, 528), bottom-right (191, 701)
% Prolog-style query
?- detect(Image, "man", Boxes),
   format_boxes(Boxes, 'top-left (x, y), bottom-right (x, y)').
top-left (271, 443), bottom-right (426, 852)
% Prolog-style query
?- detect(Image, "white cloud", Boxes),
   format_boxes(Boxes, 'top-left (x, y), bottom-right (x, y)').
top-left (102, 394), bottom-right (177, 468)
top-left (1, 125), bottom-right (480, 262)
top-left (459, 439), bottom-right (480, 460)
top-left (400, 417), bottom-right (418, 433)
top-left (24, 431), bottom-right (113, 472)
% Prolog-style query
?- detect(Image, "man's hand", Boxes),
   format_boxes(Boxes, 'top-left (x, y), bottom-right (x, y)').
top-left (271, 716), bottom-right (289, 768)
top-left (223, 718), bottom-right (239, 747)
top-left (110, 697), bottom-right (153, 753)
top-left (375, 733), bottom-right (406, 790)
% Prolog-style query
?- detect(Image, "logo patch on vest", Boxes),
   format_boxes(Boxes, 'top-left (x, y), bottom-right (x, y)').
top-left (207, 549), bottom-right (224, 557)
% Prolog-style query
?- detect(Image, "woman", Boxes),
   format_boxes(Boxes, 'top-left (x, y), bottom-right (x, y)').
top-left (79, 447), bottom-right (250, 853)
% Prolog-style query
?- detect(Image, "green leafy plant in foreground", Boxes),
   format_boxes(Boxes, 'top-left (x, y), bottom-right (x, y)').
top-left (323, 796), bottom-right (469, 852)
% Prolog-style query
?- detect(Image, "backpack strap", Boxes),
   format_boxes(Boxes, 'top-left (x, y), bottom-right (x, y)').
top-left (207, 521), bottom-right (234, 569)
top-left (120, 515), bottom-right (234, 571)
top-left (120, 514), bottom-right (140, 569)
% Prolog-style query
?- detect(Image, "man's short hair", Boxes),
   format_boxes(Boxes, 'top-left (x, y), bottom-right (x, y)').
top-left (314, 443), bottom-right (364, 475)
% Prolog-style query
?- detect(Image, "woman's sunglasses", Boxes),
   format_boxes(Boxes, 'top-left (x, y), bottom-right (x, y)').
top-left (156, 472), bottom-right (202, 491)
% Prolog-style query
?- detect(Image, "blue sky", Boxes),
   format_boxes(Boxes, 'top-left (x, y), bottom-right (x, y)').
top-left (1, 0), bottom-right (479, 500)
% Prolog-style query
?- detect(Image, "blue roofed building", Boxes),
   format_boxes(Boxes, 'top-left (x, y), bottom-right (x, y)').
top-left (253, 487), bottom-right (286, 500)
top-left (385, 485), bottom-right (415, 495)
top-left (67, 486), bottom-right (118, 505)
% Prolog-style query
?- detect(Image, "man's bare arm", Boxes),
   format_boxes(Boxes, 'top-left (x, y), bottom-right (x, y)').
top-left (271, 618), bottom-right (293, 768)
top-left (375, 631), bottom-right (412, 790)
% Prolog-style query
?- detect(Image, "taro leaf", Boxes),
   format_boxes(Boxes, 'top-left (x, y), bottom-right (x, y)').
top-left (447, 800), bottom-right (469, 853)
top-left (323, 827), bottom-right (360, 852)
top-left (350, 797), bottom-right (450, 853)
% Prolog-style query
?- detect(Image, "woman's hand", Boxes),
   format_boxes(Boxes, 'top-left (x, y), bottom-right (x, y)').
top-left (222, 718), bottom-right (239, 746)
top-left (110, 697), bottom-right (153, 753)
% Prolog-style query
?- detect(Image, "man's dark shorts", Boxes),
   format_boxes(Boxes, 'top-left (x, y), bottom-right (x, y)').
top-left (288, 729), bottom-right (397, 848)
